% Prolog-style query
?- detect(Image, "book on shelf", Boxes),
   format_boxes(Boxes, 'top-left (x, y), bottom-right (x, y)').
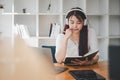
top-left (64, 50), bottom-right (99, 66)
top-left (49, 23), bottom-right (53, 37)
top-left (50, 23), bottom-right (61, 38)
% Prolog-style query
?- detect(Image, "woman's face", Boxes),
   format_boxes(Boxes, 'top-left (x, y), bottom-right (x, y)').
top-left (68, 15), bottom-right (83, 33)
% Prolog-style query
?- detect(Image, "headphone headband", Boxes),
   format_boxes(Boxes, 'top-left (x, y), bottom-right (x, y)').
top-left (66, 8), bottom-right (86, 18)
top-left (66, 8), bottom-right (88, 26)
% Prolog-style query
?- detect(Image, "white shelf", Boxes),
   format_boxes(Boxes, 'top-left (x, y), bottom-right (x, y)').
top-left (98, 39), bottom-right (109, 61)
top-left (14, 15), bottom-right (37, 36)
top-left (14, 13), bottom-right (35, 15)
top-left (63, 0), bottom-right (86, 13)
top-left (86, 0), bottom-right (108, 15)
top-left (39, 13), bottom-right (60, 15)
top-left (0, 13), bottom-right (13, 15)
top-left (109, 0), bottom-right (120, 15)
top-left (28, 36), bottom-right (56, 40)
top-left (39, 0), bottom-right (61, 13)
top-left (1, 12), bottom-right (36, 15)
top-left (0, 0), bottom-right (13, 13)
top-left (109, 35), bottom-right (120, 39)
top-left (87, 15), bottom-right (109, 37)
top-left (0, 15), bottom-right (13, 37)
top-left (14, 0), bottom-right (37, 14)
top-left (37, 36), bottom-right (56, 39)
top-left (39, 15), bottom-right (60, 37)
top-left (109, 15), bottom-right (120, 36)
top-left (109, 38), bottom-right (120, 46)
top-left (97, 36), bottom-right (108, 39)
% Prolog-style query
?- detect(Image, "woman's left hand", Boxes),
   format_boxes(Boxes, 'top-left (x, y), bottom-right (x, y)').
top-left (71, 58), bottom-right (92, 66)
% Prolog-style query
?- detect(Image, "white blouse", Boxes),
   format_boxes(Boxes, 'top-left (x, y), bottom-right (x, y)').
top-left (55, 28), bottom-right (99, 57)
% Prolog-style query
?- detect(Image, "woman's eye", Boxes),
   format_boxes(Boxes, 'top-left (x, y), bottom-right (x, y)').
top-left (77, 22), bottom-right (81, 24)
top-left (70, 21), bottom-right (74, 24)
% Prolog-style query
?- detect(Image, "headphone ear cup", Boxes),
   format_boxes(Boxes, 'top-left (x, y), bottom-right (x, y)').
top-left (84, 19), bottom-right (88, 26)
top-left (65, 18), bottom-right (69, 25)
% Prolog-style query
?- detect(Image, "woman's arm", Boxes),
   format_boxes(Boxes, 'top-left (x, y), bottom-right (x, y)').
top-left (55, 36), bottom-right (68, 63)
top-left (55, 29), bottom-right (72, 63)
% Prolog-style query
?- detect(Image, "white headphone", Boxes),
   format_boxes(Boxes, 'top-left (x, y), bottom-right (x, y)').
top-left (66, 8), bottom-right (88, 26)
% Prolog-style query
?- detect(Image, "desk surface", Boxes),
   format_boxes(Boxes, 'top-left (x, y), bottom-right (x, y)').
top-left (0, 38), bottom-right (109, 80)
top-left (55, 61), bottom-right (109, 80)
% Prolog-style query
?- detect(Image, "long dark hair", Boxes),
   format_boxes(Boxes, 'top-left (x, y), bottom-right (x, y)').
top-left (63, 7), bottom-right (88, 56)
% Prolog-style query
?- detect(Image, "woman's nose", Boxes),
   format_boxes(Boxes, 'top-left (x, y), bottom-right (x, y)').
top-left (73, 24), bottom-right (77, 28)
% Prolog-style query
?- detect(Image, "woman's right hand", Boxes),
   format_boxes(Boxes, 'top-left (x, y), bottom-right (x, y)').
top-left (65, 28), bottom-right (73, 39)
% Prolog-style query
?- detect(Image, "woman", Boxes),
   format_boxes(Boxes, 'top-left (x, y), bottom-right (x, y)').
top-left (55, 7), bottom-right (99, 65)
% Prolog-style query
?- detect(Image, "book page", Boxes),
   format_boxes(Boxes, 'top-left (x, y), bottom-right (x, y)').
top-left (83, 50), bottom-right (99, 57)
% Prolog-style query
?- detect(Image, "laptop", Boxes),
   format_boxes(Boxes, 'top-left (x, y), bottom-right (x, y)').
top-left (33, 47), bottom-right (68, 74)
top-left (12, 36), bottom-right (68, 80)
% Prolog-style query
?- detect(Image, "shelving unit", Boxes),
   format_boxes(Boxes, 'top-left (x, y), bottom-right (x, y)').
top-left (109, 0), bottom-right (120, 50)
top-left (109, 0), bottom-right (120, 15)
top-left (0, 0), bottom-right (120, 61)
top-left (0, 0), bottom-right (13, 37)
top-left (109, 16), bottom-right (120, 37)
top-left (0, 15), bottom-right (13, 37)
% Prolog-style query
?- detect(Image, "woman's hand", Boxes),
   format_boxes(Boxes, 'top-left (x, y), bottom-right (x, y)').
top-left (71, 58), bottom-right (92, 66)
top-left (64, 28), bottom-right (73, 39)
